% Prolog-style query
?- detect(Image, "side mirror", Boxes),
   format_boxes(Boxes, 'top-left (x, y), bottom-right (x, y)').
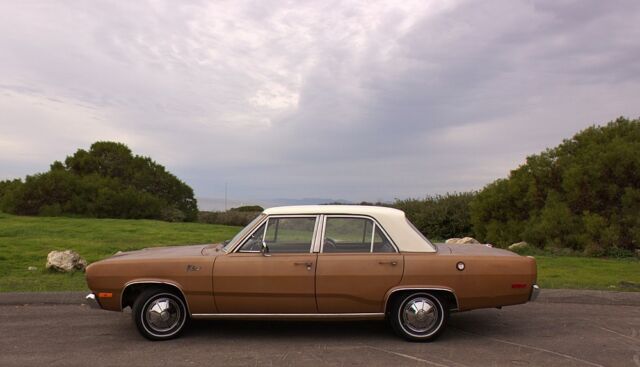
top-left (261, 241), bottom-right (271, 257)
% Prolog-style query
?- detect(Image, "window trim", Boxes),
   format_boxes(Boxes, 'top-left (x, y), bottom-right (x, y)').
top-left (234, 215), bottom-right (320, 254)
top-left (319, 215), bottom-right (398, 254)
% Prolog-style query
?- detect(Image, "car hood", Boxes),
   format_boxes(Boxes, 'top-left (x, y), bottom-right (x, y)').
top-left (106, 243), bottom-right (225, 261)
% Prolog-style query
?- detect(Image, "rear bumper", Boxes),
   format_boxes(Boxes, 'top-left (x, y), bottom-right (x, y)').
top-left (85, 293), bottom-right (102, 309)
top-left (529, 284), bottom-right (540, 302)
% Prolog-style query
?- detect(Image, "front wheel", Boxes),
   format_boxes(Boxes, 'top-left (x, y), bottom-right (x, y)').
top-left (132, 287), bottom-right (189, 341)
top-left (390, 292), bottom-right (448, 342)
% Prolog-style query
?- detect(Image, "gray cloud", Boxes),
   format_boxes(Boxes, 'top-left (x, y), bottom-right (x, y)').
top-left (1, 0), bottom-right (639, 204)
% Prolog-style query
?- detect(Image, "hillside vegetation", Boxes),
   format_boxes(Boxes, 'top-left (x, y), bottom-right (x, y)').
top-left (399, 117), bottom-right (640, 256)
top-left (0, 212), bottom-right (240, 292)
top-left (0, 142), bottom-right (198, 221)
top-left (471, 117), bottom-right (640, 255)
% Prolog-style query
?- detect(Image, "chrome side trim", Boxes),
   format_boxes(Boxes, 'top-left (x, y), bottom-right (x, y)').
top-left (85, 293), bottom-right (101, 309)
top-left (120, 280), bottom-right (191, 314)
top-left (529, 284), bottom-right (540, 302)
top-left (384, 287), bottom-right (460, 312)
top-left (191, 313), bottom-right (385, 320)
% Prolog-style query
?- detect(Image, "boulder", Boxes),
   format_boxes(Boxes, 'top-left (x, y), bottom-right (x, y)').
top-left (46, 250), bottom-right (87, 272)
top-left (508, 241), bottom-right (529, 251)
top-left (446, 237), bottom-right (480, 245)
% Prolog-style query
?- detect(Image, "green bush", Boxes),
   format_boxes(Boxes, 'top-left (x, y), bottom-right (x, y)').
top-left (198, 210), bottom-right (261, 226)
top-left (0, 141), bottom-right (198, 221)
top-left (471, 117), bottom-right (640, 253)
top-left (394, 192), bottom-right (476, 241)
top-left (230, 205), bottom-right (264, 212)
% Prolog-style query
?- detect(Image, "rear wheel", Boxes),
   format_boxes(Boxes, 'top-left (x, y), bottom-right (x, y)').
top-left (390, 292), bottom-right (448, 342)
top-left (132, 287), bottom-right (189, 341)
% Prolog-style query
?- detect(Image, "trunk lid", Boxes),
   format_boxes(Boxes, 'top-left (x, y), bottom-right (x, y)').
top-left (436, 243), bottom-right (518, 256)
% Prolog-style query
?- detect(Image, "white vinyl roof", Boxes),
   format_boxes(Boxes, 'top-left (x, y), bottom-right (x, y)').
top-left (263, 205), bottom-right (436, 252)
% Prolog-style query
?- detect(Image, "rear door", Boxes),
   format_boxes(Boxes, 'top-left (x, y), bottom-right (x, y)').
top-left (315, 215), bottom-right (403, 313)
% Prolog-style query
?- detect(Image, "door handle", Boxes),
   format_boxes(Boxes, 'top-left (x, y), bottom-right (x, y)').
top-left (378, 261), bottom-right (398, 266)
top-left (294, 261), bottom-right (313, 270)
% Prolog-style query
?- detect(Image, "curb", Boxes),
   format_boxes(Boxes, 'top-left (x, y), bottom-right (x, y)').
top-left (1, 289), bottom-right (639, 307)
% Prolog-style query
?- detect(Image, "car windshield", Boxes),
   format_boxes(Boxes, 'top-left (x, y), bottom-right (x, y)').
top-left (223, 214), bottom-right (266, 252)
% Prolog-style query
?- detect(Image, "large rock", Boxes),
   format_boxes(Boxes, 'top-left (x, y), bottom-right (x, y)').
top-left (445, 237), bottom-right (480, 245)
top-left (508, 241), bottom-right (529, 250)
top-left (46, 250), bottom-right (87, 272)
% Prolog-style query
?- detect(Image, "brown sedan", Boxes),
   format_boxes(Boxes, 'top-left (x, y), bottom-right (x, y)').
top-left (85, 205), bottom-right (538, 341)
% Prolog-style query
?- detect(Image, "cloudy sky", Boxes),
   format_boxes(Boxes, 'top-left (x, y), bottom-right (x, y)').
top-left (1, 0), bottom-right (639, 207)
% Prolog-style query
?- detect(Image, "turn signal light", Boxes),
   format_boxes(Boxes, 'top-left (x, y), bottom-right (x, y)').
top-left (98, 292), bottom-right (113, 298)
top-left (511, 283), bottom-right (527, 289)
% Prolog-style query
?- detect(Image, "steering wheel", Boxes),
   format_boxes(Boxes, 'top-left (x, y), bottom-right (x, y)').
top-left (324, 237), bottom-right (337, 249)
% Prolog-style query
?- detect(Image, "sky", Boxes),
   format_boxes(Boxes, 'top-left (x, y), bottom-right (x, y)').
top-left (1, 0), bottom-right (640, 208)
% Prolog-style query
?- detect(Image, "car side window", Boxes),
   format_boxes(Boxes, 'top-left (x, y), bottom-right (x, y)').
top-left (323, 217), bottom-right (373, 253)
top-left (238, 222), bottom-right (267, 252)
top-left (264, 217), bottom-right (316, 253)
top-left (323, 217), bottom-right (396, 253)
top-left (372, 226), bottom-right (395, 253)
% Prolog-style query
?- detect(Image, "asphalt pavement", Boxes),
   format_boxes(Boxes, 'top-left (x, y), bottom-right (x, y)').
top-left (0, 290), bottom-right (639, 367)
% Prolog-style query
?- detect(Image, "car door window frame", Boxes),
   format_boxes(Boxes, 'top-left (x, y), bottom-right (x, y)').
top-left (235, 215), bottom-right (320, 254)
top-left (319, 215), bottom-right (398, 254)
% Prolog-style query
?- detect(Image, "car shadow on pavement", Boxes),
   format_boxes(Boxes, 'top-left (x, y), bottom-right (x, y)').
top-left (180, 310), bottom-right (504, 342)
top-left (185, 319), bottom-right (395, 341)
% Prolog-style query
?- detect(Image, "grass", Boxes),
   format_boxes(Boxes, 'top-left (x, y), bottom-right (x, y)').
top-left (0, 212), bottom-right (240, 292)
top-left (536, 256), bottom-right (640, 291)
top-left (0, 212), bottom-right (638, 292)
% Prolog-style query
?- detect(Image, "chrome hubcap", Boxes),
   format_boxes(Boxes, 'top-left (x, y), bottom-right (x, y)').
top-left (402, 297), bottom-right (438, 333)
top-left (145, 297), bottom-right (181, 333)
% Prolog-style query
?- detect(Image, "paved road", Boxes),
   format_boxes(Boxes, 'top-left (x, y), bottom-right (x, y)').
top-left (1, 299), bottom-right (639, 367)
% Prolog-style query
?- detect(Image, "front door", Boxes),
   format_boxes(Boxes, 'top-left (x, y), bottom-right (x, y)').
top-left (315, 216), bottom-right (404, 313)
top-left (213, 216), bottom-right (318, 313)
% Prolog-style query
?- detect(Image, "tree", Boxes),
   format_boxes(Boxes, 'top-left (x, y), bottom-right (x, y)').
top-left (0, 141), bottom-right (198, 221)
top-left (470, 117), bottom-right (640, 253)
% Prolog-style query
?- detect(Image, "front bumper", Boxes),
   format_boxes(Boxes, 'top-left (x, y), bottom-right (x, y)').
top-left (85, 293), bottom-right (102, 309)
top-left (529, 284), bottom-right (540, 301)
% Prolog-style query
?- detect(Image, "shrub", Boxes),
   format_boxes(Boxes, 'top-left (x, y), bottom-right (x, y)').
top-left (394, 192), bottom-right (476, 241)
top-left (0, 141), bottom-right (198, 221)
top-left (230, 205), bottom-right (264, 212)
top-left (471, 117), bottom-right (640, 252)
top-left (198, 210), bottom-right (261, 226)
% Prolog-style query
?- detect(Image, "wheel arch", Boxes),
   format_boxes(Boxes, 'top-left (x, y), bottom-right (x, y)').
top-left (121, 280), bottom-right (190, 314)
top-left (384, 286), bottom-right (459, 314)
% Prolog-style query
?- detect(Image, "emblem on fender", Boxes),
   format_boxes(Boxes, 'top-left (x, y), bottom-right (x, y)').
top-left (186, 264), bottom-right (201, 272)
